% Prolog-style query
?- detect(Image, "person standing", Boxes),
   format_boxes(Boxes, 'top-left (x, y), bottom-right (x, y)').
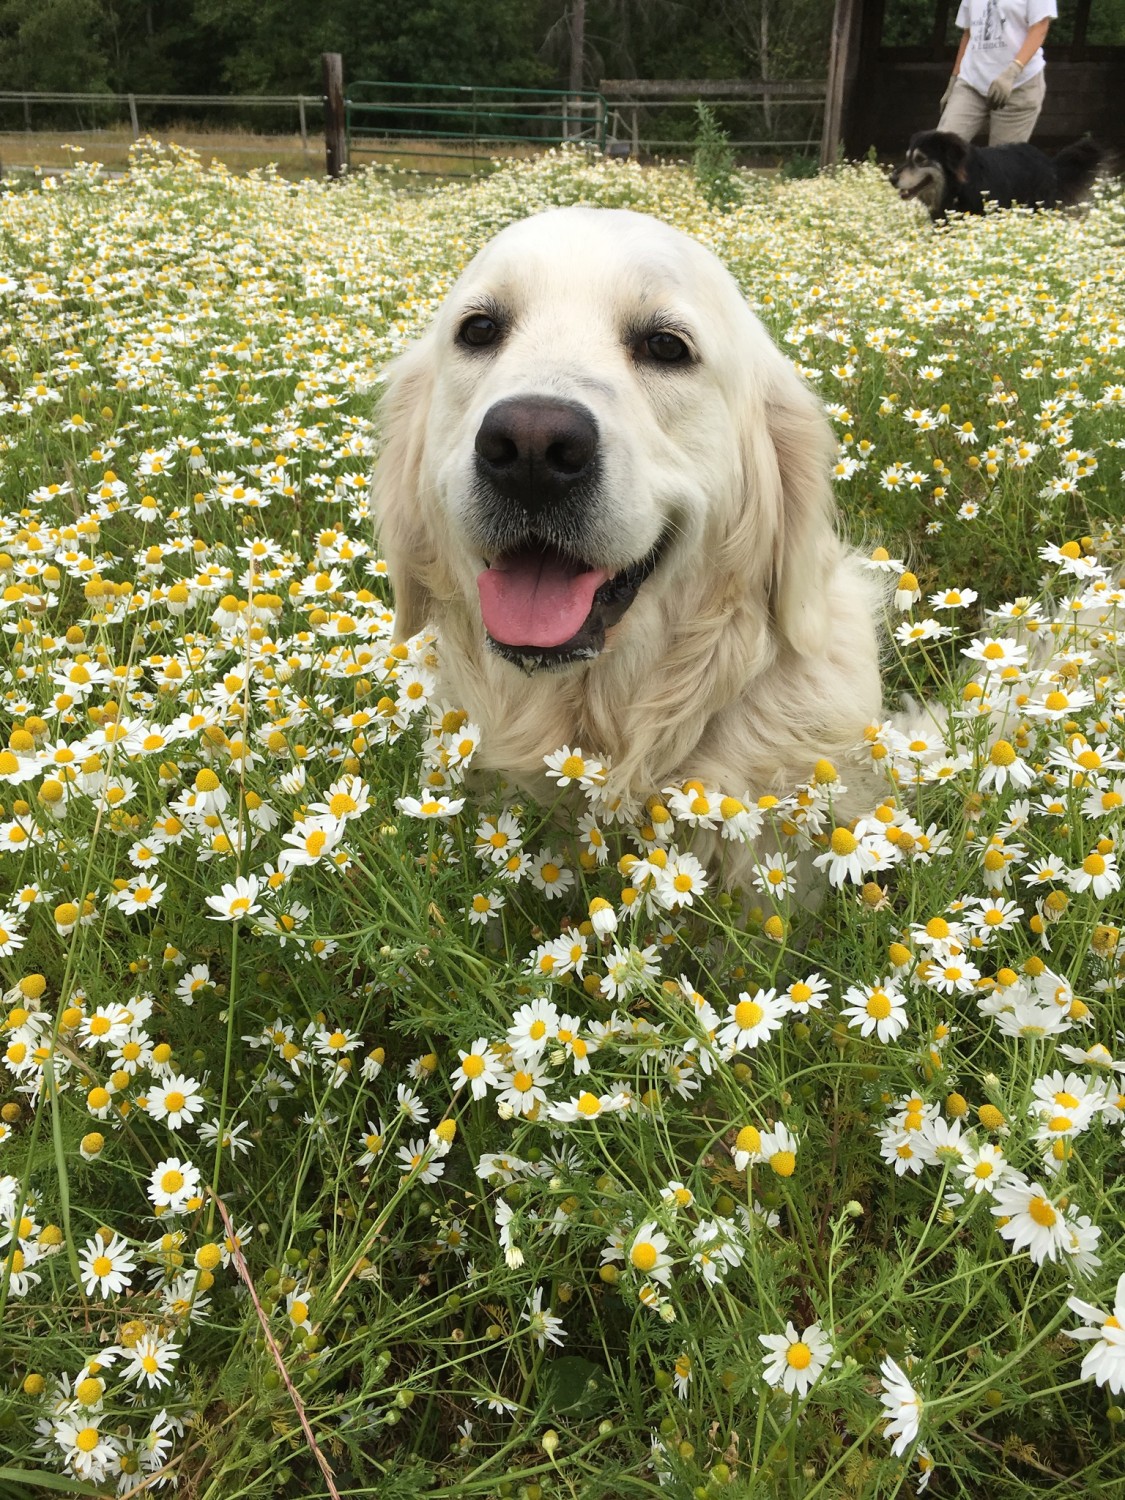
top-left (938, 1), bottom-right (1056, 145)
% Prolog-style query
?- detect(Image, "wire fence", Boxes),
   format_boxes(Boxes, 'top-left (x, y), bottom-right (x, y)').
top-left (0, 79), bottom-right (830, 180)
top-left (0, 92), bottom-right (323, 173)
top-left (600, 80), bottom-right (827, 162)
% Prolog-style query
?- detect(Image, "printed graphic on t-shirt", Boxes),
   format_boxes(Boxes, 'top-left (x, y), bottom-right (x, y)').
top-left (978, 1), bottom-right (1006, 49)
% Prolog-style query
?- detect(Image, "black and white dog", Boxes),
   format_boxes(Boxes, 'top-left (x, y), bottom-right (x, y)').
top-left (891, 130), bottom-right (1104, 222)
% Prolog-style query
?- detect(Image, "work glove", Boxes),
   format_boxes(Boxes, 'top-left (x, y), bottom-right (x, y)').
top-left (940, 74), bottom-right (958, 111)
top-left (987, 60), bottom-right (1024, 109)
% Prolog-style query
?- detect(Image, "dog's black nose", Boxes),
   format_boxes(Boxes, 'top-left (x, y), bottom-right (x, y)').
top-left (474, 397), bottom-right (598, 512)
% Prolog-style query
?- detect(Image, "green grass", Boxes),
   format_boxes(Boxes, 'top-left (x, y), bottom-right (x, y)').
top-left (0, 138), bottom-right (1123, 1498)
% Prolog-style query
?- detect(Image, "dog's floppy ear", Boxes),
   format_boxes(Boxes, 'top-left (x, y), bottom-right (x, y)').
top-left (371, 338), bottom-right (443, 642)
top-left (764, 363), bottom-right (841, 658)
top-left (941, 132), bottom-right (971, 183)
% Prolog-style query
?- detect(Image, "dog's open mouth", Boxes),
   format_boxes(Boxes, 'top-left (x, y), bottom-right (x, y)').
top-left (477, 540), bottom-right (663, 672)
top-left (896, 177), bottom-right (928, 201)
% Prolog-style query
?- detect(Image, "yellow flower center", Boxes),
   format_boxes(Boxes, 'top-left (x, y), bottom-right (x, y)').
top-left (1028, 1196), bottom-right (1057, 1227)
top-left (631, 1241), bottom-right (658, 1272)
top-left (830, 827), bottom-right (858, 856)
top-left (786, 1342), bottom-right (812, 1370)
top-left (734, 1000), bottom-right (764, 1030)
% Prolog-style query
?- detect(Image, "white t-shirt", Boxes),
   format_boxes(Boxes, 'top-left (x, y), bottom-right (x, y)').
top-left (955, 0), bottom-right (1057, 93)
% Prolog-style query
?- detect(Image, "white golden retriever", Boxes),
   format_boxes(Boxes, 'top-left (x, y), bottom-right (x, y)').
top-left (373, 207), bottom-right (884, 836)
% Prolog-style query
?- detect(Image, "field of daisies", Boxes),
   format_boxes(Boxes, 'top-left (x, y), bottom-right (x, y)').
top-left (0, 139), bottom-right (1123, 1499)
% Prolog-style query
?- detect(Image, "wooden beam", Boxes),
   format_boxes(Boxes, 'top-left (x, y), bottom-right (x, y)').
top-left (1073, 0), bottom-right (1091, 48)
top-left (931, 1), bottom-right (952, 55)
top-left (600, 78), bottom-right (824, 99)
top-left (821, 0), bottom-right (859, 167)
top-left (322, 52), bottom-right (346, 179)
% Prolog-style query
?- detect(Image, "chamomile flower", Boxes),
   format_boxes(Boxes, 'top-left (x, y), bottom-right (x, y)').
top-left (451, 1039), bottom-right (504, 1100)
top-left (956, 1141), bottom-right (1010, 1196)
top-left (52, 1416), bottom-right (121, 1482)
top-left (118, 1331), bottom-right (181, 1389)
top-left (523, 1285), bottom-right (566, 1349)
top-left (760, 1122), bottom-right (800, 1178)
top-left (494, 1058), bottom-right (551, 1117)
top-left (655, 851), bottom-right (709, 909)
top-left (752, 851), bottom-right (799, 898)
top-left (1068, 849), bottom-right (1120, 899)
top-left (628, 1221), bottom-right (673, 1285)
top-left (467, 890), bottom-right (506, 924)
top-left (841, 979), bottom-right (908, 1043)
top-left (394, 792), bottom-right (465, 820)
top-left (205, 875), bottom-right (263, 922)
top-left (147, 1156), bottom-right (202, 1214)
top-left (543, 745), bottom-right (606, 790)
top-left (1066, 1273), bottom-right (1125, 1394)
top-left (527, 848), bottom-right (574, 899)
top-left (978, 739), bottom-right (1036, 793)
top-left (879, 1356), bottom-right (923, 1455)
top-left (397, 1136), bottom-right (445, 1183)
top-left (990, 1176), bottom-right (1072, 1264)
top-left (145, 1073), bottom-right (205, 1131)
top-left (717, 988), bottom-right (784, 1051)
top-left (782, 972), bottom-right (830, 1013)
top-left (814, 823), bottom-right (894, 887)
top-left (475, 810), bottom-right (523, 863)
top-left (507, 997), bottom-right (560, 1060)
top-left (760, 1320), bottom-right (834, 1397)
top-left (78, 1230), bottom-right (137, 1298)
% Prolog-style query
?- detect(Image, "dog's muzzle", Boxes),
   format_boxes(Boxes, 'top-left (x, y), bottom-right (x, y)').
top-left (471, 396), bottom-right (664, 671)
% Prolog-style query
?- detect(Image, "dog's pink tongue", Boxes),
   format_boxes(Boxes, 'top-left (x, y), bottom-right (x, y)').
top-left (478, 553), bottom-right (610, 648)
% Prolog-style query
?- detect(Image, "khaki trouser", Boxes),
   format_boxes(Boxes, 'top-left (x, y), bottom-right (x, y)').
top-left (938, 72), bottom-right (1046, 146)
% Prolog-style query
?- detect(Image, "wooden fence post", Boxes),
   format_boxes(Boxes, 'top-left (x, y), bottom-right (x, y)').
top-left (821, 0), bottom-right (858, 169)
top-left (322, 52), bottom-right (346, 178)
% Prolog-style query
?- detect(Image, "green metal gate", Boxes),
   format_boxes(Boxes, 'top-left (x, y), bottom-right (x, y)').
top-left (345, 81), bottom-right (607, 177)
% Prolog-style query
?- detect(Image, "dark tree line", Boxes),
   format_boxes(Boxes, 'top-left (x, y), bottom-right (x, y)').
top-left (0, 0), bottom-right (1119, 99)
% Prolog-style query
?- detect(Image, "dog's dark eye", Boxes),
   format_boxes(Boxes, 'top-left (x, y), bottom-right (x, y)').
top-left (458, 314), bottom-right (501, 349)
top-left (636, 331), bottom-right (692, 365)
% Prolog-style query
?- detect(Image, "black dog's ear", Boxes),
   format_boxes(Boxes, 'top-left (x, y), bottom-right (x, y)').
top-left (942, 133), bottom-right (971, 184)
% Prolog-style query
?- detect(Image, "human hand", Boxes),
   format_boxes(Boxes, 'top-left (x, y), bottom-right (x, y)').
top-left (940, 75), bottom-right (958, 110)
top-left (987, 60), bottom-right (1024, 109)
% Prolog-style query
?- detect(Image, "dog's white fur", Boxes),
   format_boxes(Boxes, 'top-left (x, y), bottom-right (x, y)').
top-left (373, 207), bottom-right (884, 851)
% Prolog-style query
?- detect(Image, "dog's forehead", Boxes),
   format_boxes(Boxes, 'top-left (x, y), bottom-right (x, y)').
top-left (454, 209), bottom-right (723, 317)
